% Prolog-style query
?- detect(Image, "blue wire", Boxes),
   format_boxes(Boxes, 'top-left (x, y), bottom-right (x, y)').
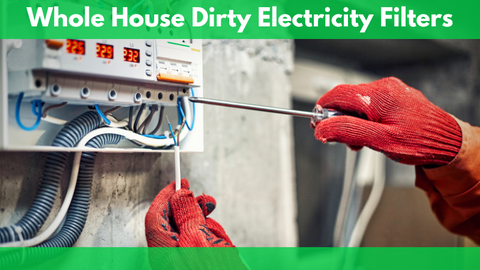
top-left (15, 92), bottom-right (42, 131)
top-left (142, 134), bottom-right (167, 139)
top-left (168, 122), bottom-right (177, 146)
top-left (177, 102), bottom-right (182, 125)
top-left (177, 88), bottom-right (196, 131)
top-left (94, 104), bottom-right (111, 125)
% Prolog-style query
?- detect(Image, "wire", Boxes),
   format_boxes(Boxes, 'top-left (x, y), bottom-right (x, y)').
top-left (42, 116), bottom-right (67, 125)
top-left (105, 115), bottom-right (129, 128)
top-left (143, 105), bottom-right (157, 134)
top-left (166, 115), bottom-right (177, 146)
top-left (142, 134), bottom-right (167, 139)
top-left (177, 121), bottom-right (185, 147)
top-left (104, 106), bottom-right (122, 115)
top-left (94, 104), bottom-right (111, 125)
top-left (128, 107), bottom-right (134, 130)
top-left (0, 151), bottom-right (82, 247)
top-left (42, 102), bottom-right (67, 118)
top-left (149, 106), bottom-right (165, 135)
top-left (177, 89), bottom-right (196, 130)
top-left (333, 148), bottom-right (358, 247)
top-left (77, 127), bottom-right (187, 148)
top-left (134, 103), bottom-right (146, 133)
top-left (138, 105), bottom-right (157, 135)
top-left (0, 106), bottom-right (189, 247)
top-left (347, 151), bottom-right (386, 247)
top-left (15, 92), bottom-right (42, 131)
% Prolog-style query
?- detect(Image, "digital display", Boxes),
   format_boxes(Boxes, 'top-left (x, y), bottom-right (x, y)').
top-left (66, 39), bottom-right (85, 55)
top-left (96, 43), bottom-right (114, 59)
top-left (124, 48), bottom-right (140, 63)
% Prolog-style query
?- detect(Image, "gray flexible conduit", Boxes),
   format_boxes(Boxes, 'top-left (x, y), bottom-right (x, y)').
top-left (0, 111), bottom-right (102, 243)
top-left (37, 134), bottom-right (123, 247)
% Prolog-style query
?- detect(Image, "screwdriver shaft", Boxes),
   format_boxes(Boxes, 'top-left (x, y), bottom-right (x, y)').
top-left (189, 97), bottom-right (315, 119)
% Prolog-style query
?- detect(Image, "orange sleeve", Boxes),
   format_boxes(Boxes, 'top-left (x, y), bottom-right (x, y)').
top-left (415, 118), bottom-right (480, 244)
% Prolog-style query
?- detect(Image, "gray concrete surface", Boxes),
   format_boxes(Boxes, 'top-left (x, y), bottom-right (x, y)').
top-left (0, 40), bottom-right (298, 247)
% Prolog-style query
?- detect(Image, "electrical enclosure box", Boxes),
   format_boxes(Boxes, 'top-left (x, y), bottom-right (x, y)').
top-left (0, 39), bottom-right (204, 152)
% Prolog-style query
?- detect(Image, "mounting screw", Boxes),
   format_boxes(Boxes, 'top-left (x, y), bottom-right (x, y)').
top-left (80, 87), bottom-right (90, 99)
top-left (133, 92), bottom-right (142, 103)
top-left (108, 89), bottom-right (117, 101)
top-left (50, 84), bottom-right (61, 96)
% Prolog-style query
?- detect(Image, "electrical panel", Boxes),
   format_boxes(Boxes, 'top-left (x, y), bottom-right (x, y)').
top-left (0, 39), bottom-right (204, 152)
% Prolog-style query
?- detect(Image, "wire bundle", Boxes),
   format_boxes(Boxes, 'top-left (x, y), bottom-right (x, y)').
top-left (0, 111), bottom-right (102, 243)
top-left (37, 134), bottom-right (124, 247)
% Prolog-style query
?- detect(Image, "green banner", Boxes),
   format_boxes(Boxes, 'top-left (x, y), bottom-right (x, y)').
top-left (0, 0), bottom-right (479, 39)
top-left (1, 247), bottom-right (480, 270)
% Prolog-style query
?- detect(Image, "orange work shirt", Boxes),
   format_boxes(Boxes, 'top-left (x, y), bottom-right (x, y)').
top-left (416, 117), bottom-right (480, 244)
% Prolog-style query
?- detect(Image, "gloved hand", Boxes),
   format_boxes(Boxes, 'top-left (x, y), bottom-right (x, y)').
top-left (313, 77), bottom-right (462, 166)
top-left (145, 179), bottom-right (234, 247)
top-left (145, 180), bottom-right (247, 270)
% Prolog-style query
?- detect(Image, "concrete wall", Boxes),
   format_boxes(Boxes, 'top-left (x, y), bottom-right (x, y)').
top-left (0, 40), bottom-right (298, 247)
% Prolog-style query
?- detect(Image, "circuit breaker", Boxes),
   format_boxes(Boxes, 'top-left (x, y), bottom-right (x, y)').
top-left (0, 39), bottom-right (204, 152)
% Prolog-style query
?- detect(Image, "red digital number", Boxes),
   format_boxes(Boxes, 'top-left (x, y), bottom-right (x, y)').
top-left (66, 39), bottom-right (85, 55)
top-left (123, 48), bottom-right (140, 63)
top-left (96, 43), bottom-right (114, 59)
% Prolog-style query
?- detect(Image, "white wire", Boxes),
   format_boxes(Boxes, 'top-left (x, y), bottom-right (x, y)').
top-left (41, 114), bottom-right (127, 127)
top-left (174, 146), bottom-right (181, 191)
top-left (0, 152), bottom-right (82, 247)
top-left (347, 152), bottom-right (386, 247)
top-left (333, 147), bottom-right (357, 247)
top-left (42, 115), bottom-right (67, 125)
top-left (106, 115), bottom-right (128, 128)
top-left (77, 126), bottom-right (189, 148)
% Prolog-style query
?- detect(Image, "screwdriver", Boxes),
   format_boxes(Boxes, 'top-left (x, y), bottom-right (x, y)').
top-left (188, 97), bottom-right (345, 127)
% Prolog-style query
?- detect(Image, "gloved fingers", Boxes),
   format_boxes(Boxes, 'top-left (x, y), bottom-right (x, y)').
top-left (171, 189), bottom-right (206, 227)
top-left (196, 194), bottom-right (216, 217)
top-left (144, 179), bottom-right (189, 247)
top-left (315, 116), bottom-right (389, 153)
top-left (145, 224), bottom-right (180, 247)
top-left (171, 189), bottom-right (231, 247)
top-left (316, 83), bottom-right (376, 120)
top-left (206, 218), bottom-right (234, 246)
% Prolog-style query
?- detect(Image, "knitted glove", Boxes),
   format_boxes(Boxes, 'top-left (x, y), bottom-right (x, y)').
top-left (145, 179), bottom-right (187, 247)
top-left (145, 179), bottom-right (234, 247)
top-left (314, 77), bottom-right (462, 166)
top-left (145, 180), bottom-right (247, 270)
top-left (170, 185), bottom-right (234, 247)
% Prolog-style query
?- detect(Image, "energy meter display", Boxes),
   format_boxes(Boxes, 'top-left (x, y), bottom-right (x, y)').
top-left (96, 43), bottom-right (114, 59)
top-left (66, 39), bottom-right (85, 55)
top-left (124, 48), bottom-right (140, 63)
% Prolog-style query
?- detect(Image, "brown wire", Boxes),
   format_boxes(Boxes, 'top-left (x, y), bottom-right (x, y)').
top-left (138, 105), bottom-right (158, 134)
top-left (42, 102), bottom-right (67, 118)
top-left (176, 121), bottom-right (185, 147)
top-left (149, 106), bottom-right (165, 135)
top-left (104, 106), bottom-right (121, 115)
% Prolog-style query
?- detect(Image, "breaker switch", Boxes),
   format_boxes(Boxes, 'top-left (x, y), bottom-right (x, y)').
top-left (156, 73), bottom-right (194, 84)
top-left (45, 40), bottom-right (64, 50)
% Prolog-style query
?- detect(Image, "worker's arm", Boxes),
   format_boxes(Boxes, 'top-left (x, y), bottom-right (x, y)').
top-left (314, 77), bottom-right (480, 244)
top-left (415, 119), bottom-right (480, 244)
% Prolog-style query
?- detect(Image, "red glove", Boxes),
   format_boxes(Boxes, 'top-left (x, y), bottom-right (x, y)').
top-left (145, 179), bottom-right (234, 247)
top-left (145, 181), bottom-right (247, 270)
top-left (314, 77), bottom-right (462, 166)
